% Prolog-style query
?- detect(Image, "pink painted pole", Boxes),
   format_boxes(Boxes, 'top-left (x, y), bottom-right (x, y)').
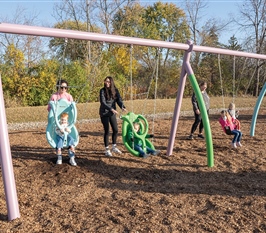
top-left (0, 75), bottom-right (20, 220)
top-left (1, 23), bottom-right (266, 60)
top-left (167, 41), bottom-right (193, 156)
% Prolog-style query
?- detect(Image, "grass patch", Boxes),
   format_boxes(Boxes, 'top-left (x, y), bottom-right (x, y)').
top-left (5, 96), bottom-right (264, 124)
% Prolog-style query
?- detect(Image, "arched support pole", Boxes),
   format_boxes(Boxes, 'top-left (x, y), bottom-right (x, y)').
top-left (250, 82), bottom-right (266, 136)
top-left (167, 41), bottom-right (214, 167)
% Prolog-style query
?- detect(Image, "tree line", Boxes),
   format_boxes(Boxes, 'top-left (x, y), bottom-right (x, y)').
top-left (1, 0), bottom-right (266, 107)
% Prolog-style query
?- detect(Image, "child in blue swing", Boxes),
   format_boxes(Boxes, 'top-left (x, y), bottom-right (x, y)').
top-left (55, 112), bottom-right (77, 166)
top-left (128, 121), bottom-right (160, 158)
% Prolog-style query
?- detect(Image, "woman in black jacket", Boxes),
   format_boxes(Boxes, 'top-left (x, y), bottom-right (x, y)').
top-left (99, 76), bottom-right (127, 156)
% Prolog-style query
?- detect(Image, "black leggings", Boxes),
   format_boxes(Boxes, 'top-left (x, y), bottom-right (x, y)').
top-left (101, 114), bottom-right (118, 147)
top-left (190, 110), bottom-right (209, 135)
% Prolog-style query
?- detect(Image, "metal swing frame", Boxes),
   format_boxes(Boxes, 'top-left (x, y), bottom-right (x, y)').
top-left (2, 23), bottom-right (266, 220)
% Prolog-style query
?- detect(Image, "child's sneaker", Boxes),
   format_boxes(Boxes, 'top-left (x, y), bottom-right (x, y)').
top-left (111, 147), bottom-right (122, 154)
top-left (141, 153), bottom-right (150, 159)
top-left (56, 155), bottom-right (62, 165)
top-left (69, 156), bottom-right (77, 166)
top-left (105, 150), bottom-right (112, 157)
top-left (187, 135), bottom-right (194, 140)
top-left (236, 142), bottom-right (242, 147)
top-left (231, 143), bottom-right (237, 149)
top-left (152, 150), bottom-right (161, 156)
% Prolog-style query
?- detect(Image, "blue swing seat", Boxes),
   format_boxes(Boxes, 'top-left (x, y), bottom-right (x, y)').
top-left (46, 98), bottom-right (79, 149)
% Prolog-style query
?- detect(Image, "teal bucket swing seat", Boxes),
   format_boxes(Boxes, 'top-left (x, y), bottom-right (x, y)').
top-left (46, 98), bottom-right (79, 149)
top-left (121, 112), bottom-right (155, 157)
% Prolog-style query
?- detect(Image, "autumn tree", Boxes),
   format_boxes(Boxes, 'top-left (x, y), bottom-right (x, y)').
top-left (0, 6), bottom-right (47, 68)
top-left (196, 26), bottom-right (222, 96)
top-left (221, 36), bottom-right (247, 97)
top-left (183, 0), bottom-right (207, 76)
top-left (49, 21), bottom-right (89, 61)
top-left (51, 0), bottom-right (130, 99)
top-left (112, 2), bottom-right (190, 98)
top-left (237, 0), bottom-right (266, 96)
top-left (184, 0), bottom-right (234, 95)
top-left (27, 59), bottom-right (59, 106)
top-left (1, 44), bottom-right (38, 106)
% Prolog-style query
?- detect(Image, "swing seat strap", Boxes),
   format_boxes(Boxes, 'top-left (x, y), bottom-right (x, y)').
top-left (224, 126), bottom-right (233, 135)
top-left (63, 132), bottom-right (68, 147)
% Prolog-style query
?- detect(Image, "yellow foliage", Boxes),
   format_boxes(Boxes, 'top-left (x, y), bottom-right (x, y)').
top-left (114, 46), bottom-right (139, 76)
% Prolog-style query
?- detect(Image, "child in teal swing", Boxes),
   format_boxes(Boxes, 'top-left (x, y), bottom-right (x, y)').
top-left (128, 121), bottom-right (160, 158)
top-left (55, 112), bottom-right (77, 166)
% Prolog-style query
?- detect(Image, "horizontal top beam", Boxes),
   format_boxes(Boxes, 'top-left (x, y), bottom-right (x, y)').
top-left (1, 23), bottom-right (266, 60)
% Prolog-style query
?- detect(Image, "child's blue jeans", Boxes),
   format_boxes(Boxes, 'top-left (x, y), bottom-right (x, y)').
top-left (56, 134), bottom-right (74, 149)
top-left (231, 130), bottom-right (242, 143)
top-left (134, 144), bottom-right (155, 156)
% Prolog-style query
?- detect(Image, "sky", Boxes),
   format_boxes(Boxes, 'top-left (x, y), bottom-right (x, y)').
top-left (0, 0), bottom-right (242, 44)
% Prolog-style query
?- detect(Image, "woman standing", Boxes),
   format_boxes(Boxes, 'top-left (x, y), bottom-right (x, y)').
top-left (99, 76), bottom-right (127, 156)
top-left (187, 81), bottom-right (210, 140)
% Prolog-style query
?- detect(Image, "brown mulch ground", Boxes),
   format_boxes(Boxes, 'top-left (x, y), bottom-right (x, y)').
top-left (0, 110), bottom-right (266, 233)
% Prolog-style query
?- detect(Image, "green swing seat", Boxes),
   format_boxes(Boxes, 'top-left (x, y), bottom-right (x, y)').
top-left (46, 98), bottom-right (79, 149)
top-left (121, 112), bottom-right (155, 157)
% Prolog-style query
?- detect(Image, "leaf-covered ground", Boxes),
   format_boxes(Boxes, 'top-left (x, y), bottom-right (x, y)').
top-left (0, 110), bottom-right (266, 232)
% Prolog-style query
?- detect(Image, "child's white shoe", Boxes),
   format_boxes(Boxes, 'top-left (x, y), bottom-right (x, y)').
top-left (56, 155), bottom-right (62, 165)
top-left (231, 143), bottom-right (237, 149)
top-left (236, 142), bottom-right (242, 147)
top-left (69, 157), bottom-right (77, 166)
top-left (152, 150), bottom-right (161, 156)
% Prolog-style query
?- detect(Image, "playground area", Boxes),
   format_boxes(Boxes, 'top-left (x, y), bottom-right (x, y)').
top-left (0, 108), bottom-right (265, 232)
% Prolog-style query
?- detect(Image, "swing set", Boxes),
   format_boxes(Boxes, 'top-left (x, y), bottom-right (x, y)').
top-left (45, 37), bottom-right (104, 151)
top-left (46, 39), bottom-right (80, 151)
top-left (218, 54), bottom-right (242, 136)
top-left (121, 46), bottom-right (159, 157)
top-left (1, 23), bottom-right (266, 221)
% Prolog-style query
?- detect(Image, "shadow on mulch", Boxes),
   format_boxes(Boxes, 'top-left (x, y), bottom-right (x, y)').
top-left (11, 145), bottom-right (266, 198)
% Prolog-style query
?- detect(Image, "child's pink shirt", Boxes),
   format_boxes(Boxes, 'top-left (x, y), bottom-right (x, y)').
top-left (219, 117), bottom-right (234, 133)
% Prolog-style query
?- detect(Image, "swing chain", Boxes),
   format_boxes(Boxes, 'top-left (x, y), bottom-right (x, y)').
top-left (57, 38), bottom-right (68, 89)
top-left (233, 56), bottom-right (236, 103)
top-left (152, 48), bottom-right (159, 136)
top-left (218, 54), bottom-right (225, 109)
top-left (130, 44), bottom-right (133, 112)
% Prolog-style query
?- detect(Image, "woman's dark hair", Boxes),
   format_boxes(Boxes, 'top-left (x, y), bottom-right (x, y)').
top-left (104, 76), bottom-right (116, 100)
top-left (56, 79), bottom-right (68, 90)
top-left (199, 81), bottom-right (207, 87)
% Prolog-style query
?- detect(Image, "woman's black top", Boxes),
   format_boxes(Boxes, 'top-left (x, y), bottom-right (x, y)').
top-left (99, 87), bottom-right (125, 117)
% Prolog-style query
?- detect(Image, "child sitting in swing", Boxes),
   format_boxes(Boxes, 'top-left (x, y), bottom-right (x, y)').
top-left (55, 112), bottom-right (77, 166)
top-left (128, 121), bottom-right (160, 158)
top-left (219, 110), bottom-right (243, 149)
top-left (228, 103), bottom-right (241, 130)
